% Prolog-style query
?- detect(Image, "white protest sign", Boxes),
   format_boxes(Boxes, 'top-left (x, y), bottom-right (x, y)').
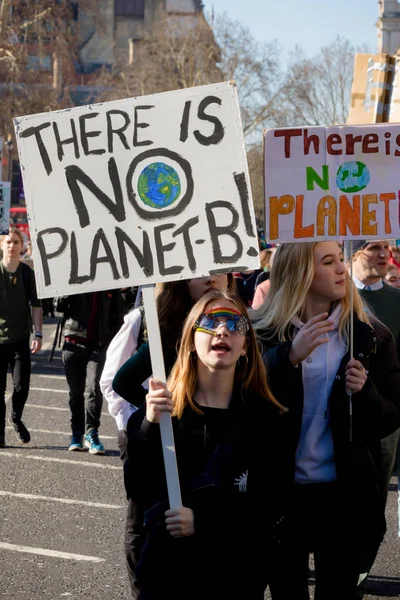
top-left (0, 183), bottom-right (11, 235)
top-left (264, 125), bottom-right (400, 244)
top-left (14, 81), bottom-right (259, 299)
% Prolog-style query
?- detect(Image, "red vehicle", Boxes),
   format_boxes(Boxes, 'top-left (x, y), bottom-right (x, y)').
top-left (9, 206), bottom-right (30, 242)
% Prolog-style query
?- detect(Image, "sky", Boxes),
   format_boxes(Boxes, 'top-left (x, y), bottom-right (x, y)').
top-left (202, 0), bottom-right (379, 57)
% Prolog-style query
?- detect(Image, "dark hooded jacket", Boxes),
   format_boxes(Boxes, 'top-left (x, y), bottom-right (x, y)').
top-left (260, 315), bottom-right (400, 556)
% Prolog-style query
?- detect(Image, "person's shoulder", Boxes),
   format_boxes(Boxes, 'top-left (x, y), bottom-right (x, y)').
top-left (381, 282), bottom-right (400, 296)
top-left (124, 307), bottom-right (143, 325)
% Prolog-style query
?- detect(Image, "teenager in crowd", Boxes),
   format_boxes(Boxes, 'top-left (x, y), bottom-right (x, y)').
top-left (0, 228), bottom-right (42, 447)
top-left (112, 274), bottom-right (231, 406)
top-left (102, 274), bottom-right (229, 598)
top-left (252, 241), bottom-right (400, 600)
top-left (126, 289), bottom-right (288, 600)
top-left (384, 264), bottom-right (400, 289)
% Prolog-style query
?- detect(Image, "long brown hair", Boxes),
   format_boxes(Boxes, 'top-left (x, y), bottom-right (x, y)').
top-left (252, 242), bottom-right (371, 343)
top-left (167, 290), bottom-right (283, 418)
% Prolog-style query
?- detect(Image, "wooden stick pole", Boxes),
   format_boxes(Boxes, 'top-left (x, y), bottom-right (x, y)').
top-left (349, 240), bottom-right (354, 442)
top-left (142, 284), bottom-right (182, 510)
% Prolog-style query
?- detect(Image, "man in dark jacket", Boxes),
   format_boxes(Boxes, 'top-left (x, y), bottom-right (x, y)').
top-left (348, 239), bottom-right (400, 596)
top-left (57, 291), bottom-right (124, 453)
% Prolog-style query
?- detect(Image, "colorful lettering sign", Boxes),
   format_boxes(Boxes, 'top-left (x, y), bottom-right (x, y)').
top-left (264, 125), bottom-right (400, 243)
top-left (14, 82), bottom-right (258, 298)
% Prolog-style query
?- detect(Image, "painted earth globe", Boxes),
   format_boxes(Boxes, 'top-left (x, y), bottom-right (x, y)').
top-left (137, 162), bottom-right (181, 209)
top-left (336, 161), bottom-right (370, 193)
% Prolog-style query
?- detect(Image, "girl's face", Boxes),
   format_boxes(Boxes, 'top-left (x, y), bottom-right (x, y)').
top-left (308, 242), bottom-right (347, 303)
top-left (193, 299), bottom-right (247, 372)
top-left (385, 267), bottom-right (400, 289)
top-left (186, 274), bottom-right (228, 303)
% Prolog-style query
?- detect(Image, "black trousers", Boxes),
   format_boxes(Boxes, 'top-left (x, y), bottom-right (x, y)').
top-left (270, 482), bottom-right (359, 600)
top-left (118, 429), bottom-right (143, 600)
top-left (0, 339), bottom-right (31, 434)
top-left (61, 340), bottom-right (106, 434)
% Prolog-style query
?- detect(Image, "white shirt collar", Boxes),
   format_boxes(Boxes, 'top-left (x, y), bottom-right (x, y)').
top-left (352, 275), bottom-right (383, 291)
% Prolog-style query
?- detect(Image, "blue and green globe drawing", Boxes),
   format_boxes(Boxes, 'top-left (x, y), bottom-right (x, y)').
top-left (137, 162), bottom-right (181, 209)
top-left (336, 161), bottom-right (370, 193)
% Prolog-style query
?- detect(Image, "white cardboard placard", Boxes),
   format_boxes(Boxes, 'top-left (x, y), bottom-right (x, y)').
top-left (264, 124), bottom-right (400, 244)
top-left (14, 81), bottom-right (259, 298)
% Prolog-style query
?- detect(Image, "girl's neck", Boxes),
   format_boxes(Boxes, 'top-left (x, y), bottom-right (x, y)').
top-left (195, 363), bottom-right (235, 409)
top-left (2, 257), bottom-right (20, 272)
top-left (303, 296), bottom-right (332, 323)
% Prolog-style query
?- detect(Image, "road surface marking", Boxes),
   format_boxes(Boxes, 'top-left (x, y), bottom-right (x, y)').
top-left (22, 404), bottom-right (113, 418)
top-left (0, 452), bottom-right (121, 470)
top-left (31, 387), bottom-right (68, 393)
top-left (0, 490), bottom-right (124, 509)
top-left (0, 542), bottom-right (105, 563)
top-left (5, 426), bottom-right (115, 440)
top-left (37, 374), bottom-right (65, 380)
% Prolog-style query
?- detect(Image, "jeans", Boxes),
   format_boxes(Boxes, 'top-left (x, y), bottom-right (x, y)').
top-left (61, 340), bottom-right (106, 434)
top-left (0, 339), bottom-right (31, 434)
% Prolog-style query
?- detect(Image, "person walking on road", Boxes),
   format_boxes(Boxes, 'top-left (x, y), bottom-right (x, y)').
top-left (56, 291), bottom-right (124, 454)
top-left (0, 228), bottom-right (42, 447)
top-left (253, 241), bottom-right (400, 600)
top-left (126, 290), bottom-right (288, 600)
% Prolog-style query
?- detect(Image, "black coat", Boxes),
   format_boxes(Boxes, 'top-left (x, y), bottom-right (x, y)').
top-left (261, 316), bottom-right (400, 553)
top-left (126, 389), bottom-right (290, 599)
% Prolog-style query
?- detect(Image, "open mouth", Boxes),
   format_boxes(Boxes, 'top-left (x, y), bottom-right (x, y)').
top-left (211, 342), bottom-right (231, 353)
top-left (335, 279), bottom-right (345, 285)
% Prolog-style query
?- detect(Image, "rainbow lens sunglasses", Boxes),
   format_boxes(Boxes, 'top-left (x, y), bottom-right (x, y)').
top-left (195, 307), bottom-right (249, 336)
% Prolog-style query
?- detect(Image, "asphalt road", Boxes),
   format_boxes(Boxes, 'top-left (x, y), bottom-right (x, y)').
top-left (0, 318), bottom-right (399, 599)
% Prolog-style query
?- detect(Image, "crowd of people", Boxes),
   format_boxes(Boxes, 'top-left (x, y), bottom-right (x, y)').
top-left (1, 228), bottom-right (400, 600)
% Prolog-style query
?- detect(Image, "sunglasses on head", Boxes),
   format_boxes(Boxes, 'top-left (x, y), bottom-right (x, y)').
top-left (194, 306), bottom-right (249, 336)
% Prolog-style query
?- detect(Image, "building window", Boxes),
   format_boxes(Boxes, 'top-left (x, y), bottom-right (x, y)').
top-left (115, 0), bottom-right (144, 17)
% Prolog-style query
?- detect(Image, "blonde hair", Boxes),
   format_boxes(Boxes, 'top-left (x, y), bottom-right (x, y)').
top-left (252, 242), bottom-right (371, 343)
top-left (167, 290), bottom-right (283, 418)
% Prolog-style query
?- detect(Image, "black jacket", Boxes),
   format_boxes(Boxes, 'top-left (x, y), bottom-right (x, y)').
top-left (126, 389), bottom-right (290, 599)
top-left (56, 291), bottom-right (124, 346)
top-left (261, 316), bottom-right (400, 551)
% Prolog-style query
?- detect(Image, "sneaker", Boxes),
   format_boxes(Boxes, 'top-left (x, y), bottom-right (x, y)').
top-left (9, 418), bottom-right (30, 444)
top-left (84, 430), bottom-right (105, 455)
top-left (0, 435), bottom-right (5, 448)
top-left (68, 432), bottom-right (84, 451)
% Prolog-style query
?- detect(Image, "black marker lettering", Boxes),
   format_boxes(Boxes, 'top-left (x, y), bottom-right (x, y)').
top-left (115, 226), bottom-right (154, 278)
top-left (106, 110), bottom-right (131, 153)
top-left (234, 172), bottom-right (255, 237)
top-left (205, 201), bottom-right (242, 263)
top-left (66, 157), bottom-right (125, 228)
top-left (20, 122), bottom-right (52, 175)
top-left (79, 112), bottom-right (105, 156)
top-left (193, 96), bottom-right (224, 146)
top-left (133, 105), bottom-right (154, 147)
top-left (172, 216), bottom-right (199, 272)
top-left (180, 101), bottom-right (191, 142)
top-left (53, 119), bottom-right (80, 162)
top-left (89, 228), bottom-right (120, 281)
top-left (69, 231), bottom-right (91, 284)
top-left (154, 223), bottom-right (183, 276)
top-left (36, 227), bottom-right (69, 286)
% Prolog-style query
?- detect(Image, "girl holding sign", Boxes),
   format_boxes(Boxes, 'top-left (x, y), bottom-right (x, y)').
top-left (252, 241), bottom-right (400, 600)
top-left (126, 290), bottom-right (289, 600)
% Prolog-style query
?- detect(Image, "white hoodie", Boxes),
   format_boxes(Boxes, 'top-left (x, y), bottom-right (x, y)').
top-left (292, 304), bottom-right (347, 484)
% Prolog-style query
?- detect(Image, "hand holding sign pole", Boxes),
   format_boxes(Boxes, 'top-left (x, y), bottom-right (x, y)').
top-left (142, 283), bottom-right (182, 509)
